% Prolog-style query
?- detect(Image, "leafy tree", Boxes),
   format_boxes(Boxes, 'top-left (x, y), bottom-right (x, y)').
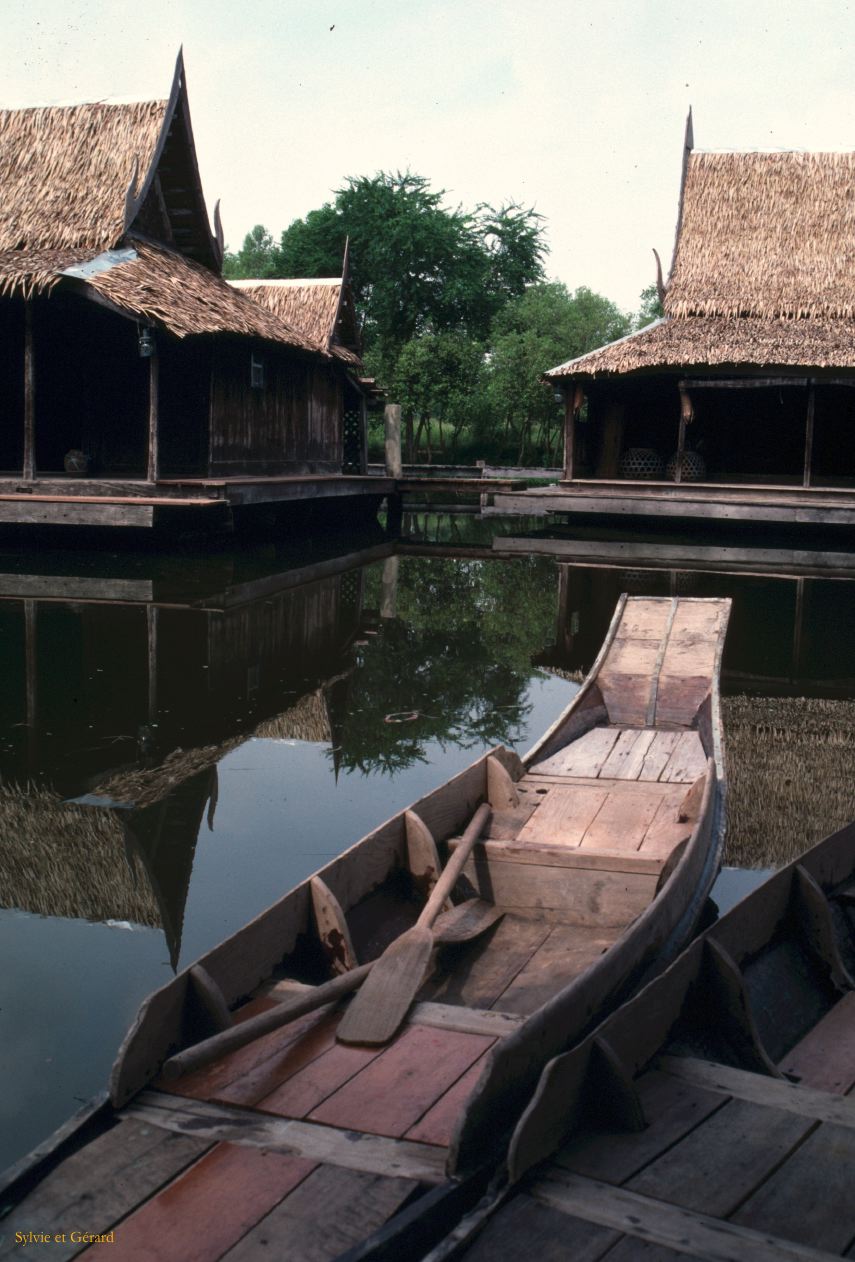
top-left (390, 332), bottom-right (489, 459)
top-left (484, 284), bottom-right (632, 464)
top-left (637, 282), bottom-right (664, 328)
top-left (223, 225), bottom-right (278, 279)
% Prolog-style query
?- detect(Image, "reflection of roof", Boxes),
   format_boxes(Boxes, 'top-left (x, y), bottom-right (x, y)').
top-left (0, 784), bottom-right (160, 926)
top-left (548, 142), bottom-right (855, 380)
top-left (231, 278), bottom-right (361, 364)
top-left (724, 695), bottom-right (855, 869)
top-left (547, 314), bottom-right (855, 378)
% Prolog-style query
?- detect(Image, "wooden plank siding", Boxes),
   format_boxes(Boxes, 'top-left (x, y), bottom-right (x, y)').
top-left (209, 342), bottom-right (342, 475)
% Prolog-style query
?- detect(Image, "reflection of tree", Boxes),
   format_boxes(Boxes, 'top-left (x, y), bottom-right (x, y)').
top-left (332, 555), bottom-right (557, 775)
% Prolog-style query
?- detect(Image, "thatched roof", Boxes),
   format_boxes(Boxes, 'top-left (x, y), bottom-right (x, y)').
top-left (231, 278), bottom-right (361, 365)
top-left (667, 152), bottom-right (855, 320)
top-left (547, 314), bottom-right (855, 377)
top-left (548, 131), bottom-right (855, 381)
top-left (84, 242), bottom-right (323, 346)
top-left (723, 695), bottom-right (855, 869)
top-left (0, 101), bottom-right (165, 254)
top-left (0, 54), bottom-right (328, 354)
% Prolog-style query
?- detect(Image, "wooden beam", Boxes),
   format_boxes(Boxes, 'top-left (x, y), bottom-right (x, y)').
top-left (803, 384), bottom-right (815, 488)
top-left (23, 301), bottom-right (35, 481)
top-left (147, 351), bottom-right (159, 483)
top-left (531, 1169), bottom-right (832, 1262)
top-left (384, 404), bottom-right (403, 478)
top-left (659, 1054), bottom-right (855, 1129)
top-left (681, 377), bottom-right (810, 390)
top-left (127, 1091), bottom-right (447, 1183)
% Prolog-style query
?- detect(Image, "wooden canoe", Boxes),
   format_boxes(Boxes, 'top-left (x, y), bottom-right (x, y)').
top-left (0, 594), bottom-right (731, 1262)
top-left (439, 818), bottom-right (855, 1262)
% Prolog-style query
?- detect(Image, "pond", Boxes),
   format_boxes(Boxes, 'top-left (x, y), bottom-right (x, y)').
top-left (1, 513), bottom-right (853, 1174)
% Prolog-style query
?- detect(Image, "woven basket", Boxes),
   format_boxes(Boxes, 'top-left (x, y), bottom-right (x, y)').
top-left (666, 449), bottom-right (706, 482)
top-left (620, 447), bottom-right (664, 480)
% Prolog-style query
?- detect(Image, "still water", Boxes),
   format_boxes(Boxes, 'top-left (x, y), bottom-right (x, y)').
top-left (1, 514), bottom-right (854, 1174)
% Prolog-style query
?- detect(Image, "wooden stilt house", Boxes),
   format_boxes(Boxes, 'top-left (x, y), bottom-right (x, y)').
top-left (531, 112), bottom-right (855, 529)
top-left (230, 249), bottom-right (369, 474)
top-left (0, 53), bottom-right (382, 531)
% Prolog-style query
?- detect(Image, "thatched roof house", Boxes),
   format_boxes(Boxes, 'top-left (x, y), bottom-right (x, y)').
top-left (0, 52), bottom-right (369, 488)
top-left (547, 114), bottom-right (855, 492)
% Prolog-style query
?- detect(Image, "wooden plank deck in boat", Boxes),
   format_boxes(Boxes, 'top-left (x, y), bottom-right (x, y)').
top-left (448, 821), bottom-right (855, 1262)
top-left (0, 596), bottom-right (730, 1262)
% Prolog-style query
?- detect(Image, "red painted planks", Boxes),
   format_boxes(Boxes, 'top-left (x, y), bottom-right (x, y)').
top-left (405, 1054), bottom-right (491, 1147)
top-left (98, 1143), bottom-right (316, 1261)
top-left (309, 1025), bottom-right (495, 1138)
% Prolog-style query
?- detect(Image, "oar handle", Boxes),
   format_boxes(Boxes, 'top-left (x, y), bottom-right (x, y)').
top-left (162, 962), bottom-right (372, 1081)
top-left (417, 802), bottom-right (491, 930)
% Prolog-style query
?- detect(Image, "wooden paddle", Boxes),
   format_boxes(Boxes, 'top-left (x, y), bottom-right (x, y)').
top-left (336, 802), bottom-right (492, 1046)
top-left (161, 892), bottom-right (500, 1081)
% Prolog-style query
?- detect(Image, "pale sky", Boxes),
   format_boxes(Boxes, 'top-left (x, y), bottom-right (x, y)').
top-left (3, 0), bottom-right (855, 311)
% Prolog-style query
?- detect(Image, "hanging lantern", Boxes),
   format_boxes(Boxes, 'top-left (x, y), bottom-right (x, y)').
top-left (138, 325), bottom-right (155, 358)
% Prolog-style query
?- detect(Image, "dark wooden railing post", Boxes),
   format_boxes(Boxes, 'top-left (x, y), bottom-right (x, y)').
top-left (563, 386), bottom-right (575, 482)
top-left (147, 351), bottom-right (159, 483)
top-left (23, 301), bottom-right (35, 481)
top-left (803, 383), bottom-right (815, 488)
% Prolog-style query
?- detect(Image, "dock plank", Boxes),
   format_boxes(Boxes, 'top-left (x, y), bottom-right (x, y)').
top-left (732, 1121), bottom-right (855, 1254)
top-left (85, 1143), bottom-right (316, 1262)
top-left (555, 1068), bottom-right (726, 1185)
top-left (0, 1121), bottom-right (210, 1262)
top-left (531, 1168), bottom-right (834, 1262)
top-left (308, 1025), bottom-right (495, 1138)
top-left (778, 991), bottom-right (855, 1093)
top-left (219, 1165), bottom-right (415, 1262)
top-left (626, 1098), bottom-right (813, 1218)
top-left (460, 1192), bottom-right (620, 1262)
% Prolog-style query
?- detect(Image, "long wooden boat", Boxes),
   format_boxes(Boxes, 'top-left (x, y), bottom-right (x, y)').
top-left (439, 817), bottom-right (855, 1262)
top-left (0, 594), bottom-right (730, 1262)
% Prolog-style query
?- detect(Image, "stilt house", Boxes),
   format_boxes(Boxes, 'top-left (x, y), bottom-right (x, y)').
top-left (543, 113), bottom-right (855, 525)
top-left (0, 53), bottom-right (376, 529)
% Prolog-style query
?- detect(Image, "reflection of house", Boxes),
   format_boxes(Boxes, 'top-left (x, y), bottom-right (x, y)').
top-left (503, 114), bottom-right (855, 528)
top-left (0, 53), bottom-right (383, 530)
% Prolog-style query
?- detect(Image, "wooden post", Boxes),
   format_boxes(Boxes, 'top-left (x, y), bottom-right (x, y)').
top-left (674, 386), bottom-right (693, 484)
top-left (792, 576), bottom-right (805, 683)
top-left (384, 403), bottom-right (402, 478)
top-left (147, 605), bottom-right (158, 722)
top-left (562, 387), bottom-right (575, 482)
top-left (23, 300), bottom-right (35, 481)
top-left (359, 397), bottom-right (369, 474)
top-left (147, 351), bottom-right (159, 483)
top-left (380, 555), bottom-right (399, 619)
top-left (803, 383), bottom-right (815, 488)
top-left (596, 400), bottom-right (624, 478)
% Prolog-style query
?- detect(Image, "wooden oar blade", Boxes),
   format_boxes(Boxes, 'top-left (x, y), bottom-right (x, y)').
top-left (434, 899), bottom-right (503, 944)
top-left (336, 926), bottom-right (434, 1046)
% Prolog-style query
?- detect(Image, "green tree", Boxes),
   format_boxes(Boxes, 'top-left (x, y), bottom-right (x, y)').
top-left (223, 225), bottom-right (278, 279)
top-left (390, 332), bottom-right (488, 459)
top-left (484, 283), bottom-right (632, 464)
top-left (637, 282), bottom-right (664, 328)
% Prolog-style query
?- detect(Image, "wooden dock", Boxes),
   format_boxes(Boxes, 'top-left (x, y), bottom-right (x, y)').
top-left (491, 479), bottom-right (855, 529)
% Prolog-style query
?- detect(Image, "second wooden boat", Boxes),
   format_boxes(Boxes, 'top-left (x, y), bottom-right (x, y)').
top-left (440, 817), bottom-right (855, 1260)
top-left (0, 594), bottom-right (730, 1262)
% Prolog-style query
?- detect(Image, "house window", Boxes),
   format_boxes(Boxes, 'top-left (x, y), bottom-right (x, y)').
top-left (250, 354), bottom-right (265, 389)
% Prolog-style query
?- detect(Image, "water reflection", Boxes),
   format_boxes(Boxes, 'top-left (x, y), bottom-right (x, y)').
top-left (1, 516), bottom-right (855, 1174)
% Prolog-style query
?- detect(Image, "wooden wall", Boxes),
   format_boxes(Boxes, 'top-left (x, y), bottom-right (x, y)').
top-left (209, 340), bottom-right (343, 475)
